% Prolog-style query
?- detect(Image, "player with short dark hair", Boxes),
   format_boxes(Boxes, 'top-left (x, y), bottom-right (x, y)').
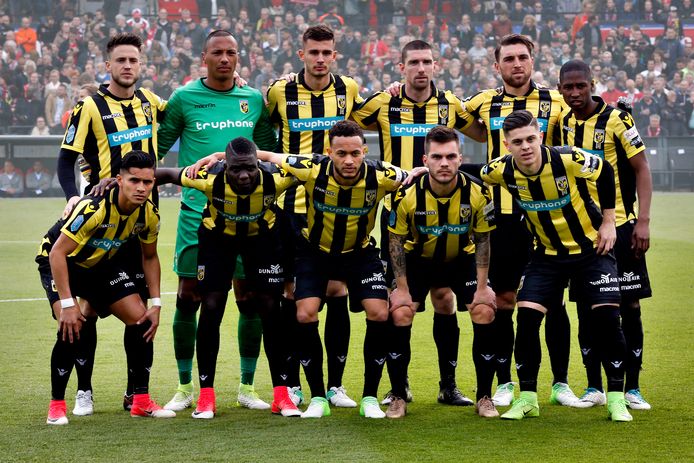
top-left (40, 151), bottom-right (174, 425)
top-left (480, 110), bottom-right (633, 422)
top-left (156, 137), bottom-right (301, 418)
top-left (57, 31), bottom-right (167, 413)
top-left (557, 60), bottom-right (653, 410)
top-left (387, 126), bottom-right (498, 418)
top-left (157, 30), bottom-right (278, 412)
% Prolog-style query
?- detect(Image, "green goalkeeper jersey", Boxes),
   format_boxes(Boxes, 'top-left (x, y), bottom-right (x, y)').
top-left (158, 78), bottom-right (278, 212)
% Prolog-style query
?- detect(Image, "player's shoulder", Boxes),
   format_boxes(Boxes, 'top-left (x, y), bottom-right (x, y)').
top-left (481, 154), bottom-right (511, 174)
top-left (463, 87), bottom-right (499, 104)
top-left (362, 90), bottom-right (391, 105)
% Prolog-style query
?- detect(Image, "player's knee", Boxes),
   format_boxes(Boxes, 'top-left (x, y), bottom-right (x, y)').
top-left (469, 304), bottom-right (495, 324)
top-left (391, 307), bottom-right (414, 326)
top-left (325, 280), bottom-right (348, 297)
top-left (296, 308), bottom-right (318, 324)
top-left (496, 291), bottom-right (517, 310)
top-left (176, 295), bottom-right (200, 314)
top-left (431, 289), bottom-right (455, 314)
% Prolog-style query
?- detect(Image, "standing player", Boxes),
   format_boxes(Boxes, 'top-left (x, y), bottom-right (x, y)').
top-left (41, 151), bottom-right (175, 424)
top-left (257, 121), bottom-right (414, 419)
top-left (57, 32), bottom-right (167, 412)
top-left (155, 138), bottom-right (301, 418)
top-left (267, 25), bottom-right (364, 408)
top-left (463, 34), bottom-right (578, 407)
top-left (157, 30), bottom-right (278, 412)
top-left (387, 126), bottom-right (498, 419)
top-left (556, 60), bottom-right (653, 410)
top-left (351, 39), bottom-right (486, 406)
top-left (481, 110), bottom-right (632, 422)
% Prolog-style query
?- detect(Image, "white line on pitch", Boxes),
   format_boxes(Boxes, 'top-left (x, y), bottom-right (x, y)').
top-left (0, 291), bottom-right (178, 303)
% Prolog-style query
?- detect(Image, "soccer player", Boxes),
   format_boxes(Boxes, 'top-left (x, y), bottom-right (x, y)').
top-left (40, 151), bottom-right (175, 425)
top-left (155, 138), bottom-right (301, 418)
top-left (351, 39), bottom-right (486, 406)
top-left (480, 110), bottom-right (633, 422)
top-left (57, 32), bottom-right (167, 412)
top-left (266, 25), bottom-right (364, 408)
top-left (157, 30), bottom-right (278, 412)
top-left (463, 34), bottom-right (577, 407)
top-left (556, 60), bottom-right (653, 410)
top-left (256, 120), bottom-right (414, 418)
top-left (387, 126), bottom-right (498, 419)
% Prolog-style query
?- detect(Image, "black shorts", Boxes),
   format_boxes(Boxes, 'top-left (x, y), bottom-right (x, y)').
top-left (294, 238), bottom-right (388, 302)
top-left (196, 226), bottom-right (285, 294)
top-left (519, 251), bottom-right (621, 309)
top-left (489, 213), bottom-right (532, 293)
top-left (568, 220), bottom-right (652, 302)
top-left (274, 206), bottom-right (307, 279)
top-left (113, 238), bottom-right (148, 303)
top-left (39, 259), bottom-right (142, 319)
top-left (406, 254), bottom-right (479, 312)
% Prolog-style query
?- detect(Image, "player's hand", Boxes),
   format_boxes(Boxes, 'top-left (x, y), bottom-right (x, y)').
top-left (233, 71), bottom-right (247, 87)
top-left (402, 166), bottom-right (428, 185)
top-left (276, 72), bottom-right (297, 83)
top-left (59, 303), bottom-right (86, 343)
top-left (62, 195), bottom-right (81, 219)
top-left (389, 287), bottom-right (414, 313)
top-left (471, 286), bottom-right (496, 310)
top-left (596, 222), bottom-right (617, 255)
top-left (86, 177), bottom-right (117, 197)
top-left (188, 152), bottom-right (225, 178)
top-left (631, 219), bottom-right (650, 258)
top-left (386, 81), bottom-right (402, 97)
top-left (137, 306), bottom-right (160, 342)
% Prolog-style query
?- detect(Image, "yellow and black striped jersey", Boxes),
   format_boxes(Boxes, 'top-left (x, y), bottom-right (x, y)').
top-left (61, 85), bottom-right (166, 187)
top-left (180, 162), bottom-right (296, 237)
top-left (555, 97), bottom-right (645, 226)
top-left (480, 145), bottom-right (605, 256)
top-left (59, 187), bottom-right (159, 268)
top-left (464, 81), bottom-right (564, 214)
top-left (280, 154), bottom-right (407, 254)
top-left (388, 173), bottom-right (495, 261)
top-left (351, 83), bottom-right (474, 171)
top-left (267, 71), bottom-right (364, 215)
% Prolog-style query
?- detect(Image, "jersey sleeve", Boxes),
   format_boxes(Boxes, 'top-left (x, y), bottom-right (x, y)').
top-left (614, 110), bottom-right (645, 158)
top-left (60, 99), bottom-right (93, 154)
top-left (452, 93), bottom-right (475, 131)
top-left (280, 154), bottom-right (319, 183)
top-left (266, 80), bottom-right (283, 124)
top-left (566, 147), bottom-right (604, 181)
top-left (462, 90), bottom-right (489, 119)
top-left (253, 103), bottom-right (279, 151)
top-left (139, 203), bottom-right (160, 244)
top-left (156, 88), bottom-right (184, 159)
top-left (350, 91), bottom-right (386, 129)
top-left (346, 77), bottom-right (365, 106)
top-left (269, 164), bottom-right (299, 194)
top-left (480, 156), bottom-right (506, 186)
top-left (377, 160), bottom-right (408, 192)
top-left (387, 185), bottom-right (411, 236)
top-left (470, 182), bottom-right (495, 233)
top-left (180, 166), bottom-right (215, 193)
top-left (60, 198), bottom-right (102, 243)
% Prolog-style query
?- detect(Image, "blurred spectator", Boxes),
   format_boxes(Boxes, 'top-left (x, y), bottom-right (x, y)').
top-left (0, 160), bottom-right (23, 197)
top-left (15, 17), bottom-right (37, 55)
top-left (634, 87), bottom-right (661, 130)
top-left (25, 160), bottom-right (51, 197)
top-left (318, 5), bottom-right (344, 29)
top-left (578, 15), bottom-right (602, 57)
top-left (362, 29), bottom-right (388, 64)
top-left (31, 115), bottom-right (50, 135)
top-left (645, 113), bottom-right (667, 136)
top-left (45, 83), bottom-right (70, 134)
top-left (601, 77), bottom-right (627, 106)
top-left (660, 91), bottom-right (688, 135)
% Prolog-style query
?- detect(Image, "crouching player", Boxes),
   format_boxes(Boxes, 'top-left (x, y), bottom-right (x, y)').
top-left (156, 137), bottom-right (301, 418)
top-left (39, 151), bottom-right (174, 424)
top-left (387, 126), bottom-right (498, 418)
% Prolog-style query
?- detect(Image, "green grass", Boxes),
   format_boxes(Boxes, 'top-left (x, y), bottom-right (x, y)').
top-left (0, 194), bottom-right (693, 462)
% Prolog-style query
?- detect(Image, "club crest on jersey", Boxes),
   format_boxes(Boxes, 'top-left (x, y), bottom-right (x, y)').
top-left (365, 189), bottom-right (377, 206)
top-left (131, 223), bottom-right (146, 235)
top-left (337, 95), bottom-right (346, 115)
top-left (593, 129), bottom-right (605, 149)
top-left (240, 99), bottom-right (249, 114)
top-left (263, 194), bottom-right (275, 208)
top-left (460, 204), bottom-right (472, 221)
top-left (539, 101), bottom-right (550, 118)
top-left (197, 265), bottom-right (205, 281)
top-left (142, 102), bottom-right (152, 123)
top-left (555, 176), bottom-right (569, 196)
top-left (438, 104), bottom-right (448, 123)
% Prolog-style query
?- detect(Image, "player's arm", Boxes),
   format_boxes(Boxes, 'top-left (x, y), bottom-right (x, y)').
top-left (253, 104), bottom-right (279, 151)
top-left (595, 161), bottom-right (617, 255)
top-left (138, 240), bottom-right (161, 342)
top-left (388, 232), bottom-right (414, 313)
top-left (471, 230), bottom-right (496, 308)
top-left (57, 147), bottom-right (82, 217)
top-left (155, 167), bottom-right (185, 186)
top-left (48, 233), bottom-right (86, 343)
top-left (629, 153), bottom-right (652, 257)
top-left (459, 119), bottom-right (487, 143)
top-left (257, 149), bottom-right (289, 166)
top-left (156, 90), bottom-right (183, 158)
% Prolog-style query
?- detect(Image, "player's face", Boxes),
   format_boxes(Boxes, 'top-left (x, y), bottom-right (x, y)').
top-left (106, 45), bottom-right (141, 89)
top-left (117, 167), bottom-right (155, 206)
top-left (503, 124), bottom-right (542, 173)
top-left (328, 135), bottom-right (366, 182)
top-left (226, 153), bottom-right (259, 194)
top-left (299, 39), bottom-right (336, 78)
top-left (424, 140), bottom-right (462, 185)
top-left (495, 43), bottom-right (533, 89)
top-left (558, 70), bottom-right (594, 112)
top-left (203, 35), bottom-right (238, 82)
top-left (400, 48), bottom-right (435, 91)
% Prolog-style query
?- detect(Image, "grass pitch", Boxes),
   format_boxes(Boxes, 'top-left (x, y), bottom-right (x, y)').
top-left (0, 193), bottom-right (692, 462)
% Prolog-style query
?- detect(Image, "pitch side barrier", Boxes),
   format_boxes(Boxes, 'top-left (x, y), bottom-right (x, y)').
top-left (1, 135), bottom-right (691, 190)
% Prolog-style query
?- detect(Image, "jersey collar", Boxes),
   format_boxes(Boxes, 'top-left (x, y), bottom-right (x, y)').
top-left (400, 81), bottom-right (439, 104)
top-left (298, 69), bottom-right (336, 92)
top-left (502, 79), bottom-right (539, 98)
top-left (423, 172), bottom-right (464, 198)
top-left (99, 84), bottom-right (137, 101)
top-left (569, 96), bottom-right (607, 122)
top-left (200, 77), bottom-right (236, 93)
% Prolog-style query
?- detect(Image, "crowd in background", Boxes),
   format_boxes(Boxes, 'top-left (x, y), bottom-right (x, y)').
top-left (1, 0), bottom-right (694, 195)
